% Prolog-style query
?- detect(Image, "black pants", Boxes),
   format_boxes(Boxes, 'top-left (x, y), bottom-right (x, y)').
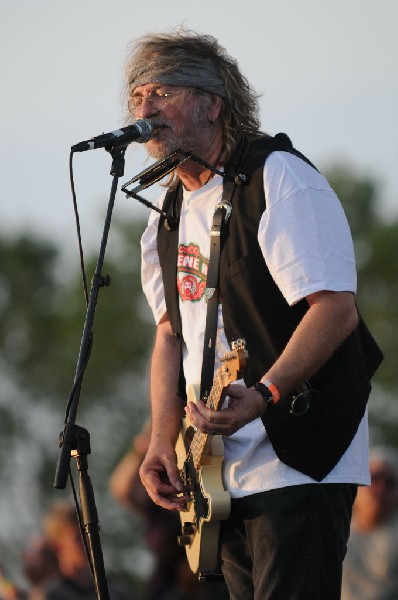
top-left (219, 483), bottom-right (357, 600)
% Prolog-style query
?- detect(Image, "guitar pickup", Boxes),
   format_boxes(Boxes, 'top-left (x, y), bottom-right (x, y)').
top-left (177, 522), bottom-right (196, 546)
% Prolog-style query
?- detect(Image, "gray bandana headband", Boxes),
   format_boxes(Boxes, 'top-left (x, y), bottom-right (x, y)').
top-left (129, 57), bottom-right (226, 98)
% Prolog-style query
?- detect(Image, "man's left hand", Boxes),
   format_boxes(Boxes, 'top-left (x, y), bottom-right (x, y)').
top-left (185, 384), bottom-right (266, 437)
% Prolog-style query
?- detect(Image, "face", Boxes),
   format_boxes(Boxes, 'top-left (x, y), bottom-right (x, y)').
top-left (129, 83), bottom-right (214, 159)
top-left (356, 459), bottom-right (398, 524)
top-left (22, 536), bottom-right (59, 583)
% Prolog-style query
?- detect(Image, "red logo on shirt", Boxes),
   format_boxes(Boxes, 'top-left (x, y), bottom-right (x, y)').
top-left (177, 244), bottom-right (208, 302)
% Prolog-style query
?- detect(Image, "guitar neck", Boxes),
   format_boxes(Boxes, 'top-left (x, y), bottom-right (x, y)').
top-left (190, 368), bottom-right (226, 469)
top-left (188, 342), bottom-right (247, 469)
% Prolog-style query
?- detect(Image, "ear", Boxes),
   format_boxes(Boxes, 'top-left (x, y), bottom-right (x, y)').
top-left (207, 94), bottom-right (223, 123)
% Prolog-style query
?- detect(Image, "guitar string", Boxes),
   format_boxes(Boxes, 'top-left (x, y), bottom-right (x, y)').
top-left (188, 367), bottom-right (229, 468)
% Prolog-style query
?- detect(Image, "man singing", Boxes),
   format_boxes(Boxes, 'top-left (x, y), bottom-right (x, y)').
top-left (126, 28), bottom-right (382, 599)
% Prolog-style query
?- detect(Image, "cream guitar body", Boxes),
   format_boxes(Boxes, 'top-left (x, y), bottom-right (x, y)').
top-left (175, 340), bottom-right (247, 576)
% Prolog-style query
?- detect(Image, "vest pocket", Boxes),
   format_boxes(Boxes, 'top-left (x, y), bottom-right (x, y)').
top-left (228, 248), bottom-right (265, 279)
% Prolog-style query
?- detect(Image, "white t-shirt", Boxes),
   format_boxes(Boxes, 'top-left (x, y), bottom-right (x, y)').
top-left (141, 151), bottom-right (370, 498)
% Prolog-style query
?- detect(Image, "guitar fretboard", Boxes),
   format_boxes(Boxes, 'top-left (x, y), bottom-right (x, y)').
top-left (190, 365), bottom-right (230, 469)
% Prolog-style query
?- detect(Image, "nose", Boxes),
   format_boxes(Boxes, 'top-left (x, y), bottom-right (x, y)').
top-left (136, 97), bottom-right (159, 119)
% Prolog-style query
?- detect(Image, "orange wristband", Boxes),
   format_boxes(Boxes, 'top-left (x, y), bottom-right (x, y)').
top-left (261, 379), bottom-right (281, 403)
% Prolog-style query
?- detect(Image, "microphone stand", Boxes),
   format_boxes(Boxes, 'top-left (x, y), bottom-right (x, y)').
top-left (53, 144), bottom-right (128, 600)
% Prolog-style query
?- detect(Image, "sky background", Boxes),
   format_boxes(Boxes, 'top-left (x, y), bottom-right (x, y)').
top-left (1, 0), bottom-right (397, 261)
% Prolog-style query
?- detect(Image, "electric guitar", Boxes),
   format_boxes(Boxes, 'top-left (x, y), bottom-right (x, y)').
top-left (175, 339), bottom-right (248, 576)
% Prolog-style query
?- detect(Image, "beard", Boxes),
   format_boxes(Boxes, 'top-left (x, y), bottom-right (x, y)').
top-left (144, 104), bottom-right (211, 160)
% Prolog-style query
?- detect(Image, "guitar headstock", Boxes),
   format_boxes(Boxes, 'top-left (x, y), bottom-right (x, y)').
top-left (220, 338), bottom-right (248, 382)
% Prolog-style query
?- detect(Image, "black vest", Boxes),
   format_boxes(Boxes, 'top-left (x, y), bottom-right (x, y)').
top-left (157, 135), bottom-right (383, 480)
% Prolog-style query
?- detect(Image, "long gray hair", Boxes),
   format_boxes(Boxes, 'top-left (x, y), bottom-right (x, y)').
top-left (125, 27), bottom-right (261, 163)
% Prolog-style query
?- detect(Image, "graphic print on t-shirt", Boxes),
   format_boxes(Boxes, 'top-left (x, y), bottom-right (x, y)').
top-left (177, 243), bottom-right (209, 302)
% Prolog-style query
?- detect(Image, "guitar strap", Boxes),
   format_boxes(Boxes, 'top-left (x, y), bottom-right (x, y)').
top-left (200, 137), bottom-right (250, 401)
top-left (199, 180), bottom-right (234, 401)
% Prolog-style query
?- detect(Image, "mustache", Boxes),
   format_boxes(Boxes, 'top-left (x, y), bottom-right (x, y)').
top-left (146, 117), bottom-right (172, 131)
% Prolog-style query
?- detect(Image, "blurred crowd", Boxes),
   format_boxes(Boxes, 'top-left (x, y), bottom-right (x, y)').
top-left (0, 417), bottom-right (228, 600)
top-left (1, 500), bottom-right (132, 600)
top-left (1, 432), bottom-right (398, 599)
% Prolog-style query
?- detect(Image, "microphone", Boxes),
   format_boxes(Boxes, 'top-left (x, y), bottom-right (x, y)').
top-left (71, 118), bottom-right (153, 152)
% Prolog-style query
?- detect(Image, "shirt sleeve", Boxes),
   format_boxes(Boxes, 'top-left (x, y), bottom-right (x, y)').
top-left (258, 152), bottom-right (357, 306)
top-left (140, 198), bottom-right (167, 324)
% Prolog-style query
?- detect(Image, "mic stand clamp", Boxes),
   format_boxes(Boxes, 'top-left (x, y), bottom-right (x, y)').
top-left (58, 424), bottom-right (110, 599)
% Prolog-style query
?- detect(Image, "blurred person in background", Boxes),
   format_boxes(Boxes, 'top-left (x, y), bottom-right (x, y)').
top-left (21, 535), bottom-right (59, 600)
top-left (342, 446), bottom-right (398, 599)
top-left (40, 501), bottom-right (131, 600)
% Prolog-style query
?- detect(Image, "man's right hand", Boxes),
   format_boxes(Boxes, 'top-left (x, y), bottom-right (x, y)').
top-left (141, 315), bottom-right (188, 510)
top-left (139, 443), bottom-right (189, 511)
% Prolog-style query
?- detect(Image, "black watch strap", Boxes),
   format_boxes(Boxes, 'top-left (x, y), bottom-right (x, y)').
top-left (254, 381), bottom-right (274, 408)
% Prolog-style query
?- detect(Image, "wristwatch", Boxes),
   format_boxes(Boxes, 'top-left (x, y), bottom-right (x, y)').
top-left (254, 381), bottom-right (274, 409)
